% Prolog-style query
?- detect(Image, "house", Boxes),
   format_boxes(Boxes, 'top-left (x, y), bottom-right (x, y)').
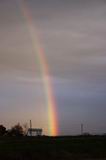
top-left (27, 128), bottom-right (43, 136)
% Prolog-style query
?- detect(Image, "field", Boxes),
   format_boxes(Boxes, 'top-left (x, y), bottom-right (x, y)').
top-left (0, 136), bottom-right (106, 160)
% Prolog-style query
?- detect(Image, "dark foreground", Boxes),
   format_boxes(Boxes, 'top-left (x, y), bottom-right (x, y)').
top-left (0, 136), bottom-right (106, 160)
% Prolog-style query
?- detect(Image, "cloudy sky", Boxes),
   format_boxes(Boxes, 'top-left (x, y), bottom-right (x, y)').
top-left (0, 0), bottom-right (106, 135)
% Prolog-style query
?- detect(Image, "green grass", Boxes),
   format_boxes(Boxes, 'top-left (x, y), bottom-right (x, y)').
top-left (0, 136), bottom-right (106, 160)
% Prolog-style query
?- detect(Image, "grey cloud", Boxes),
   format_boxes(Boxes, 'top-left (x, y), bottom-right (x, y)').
top-left (0, 0), bottom-right (106, 134)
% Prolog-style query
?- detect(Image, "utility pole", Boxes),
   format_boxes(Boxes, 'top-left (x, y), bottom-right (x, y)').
top-left (81, 124), bottom-right (84, 135)
top-left (30, 120), bottom-right (32, 136)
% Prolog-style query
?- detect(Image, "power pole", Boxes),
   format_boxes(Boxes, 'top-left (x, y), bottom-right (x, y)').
top-left (30, 120), bottom-right (32, 136)
top-left (81, 124), bottom-right (83, 135)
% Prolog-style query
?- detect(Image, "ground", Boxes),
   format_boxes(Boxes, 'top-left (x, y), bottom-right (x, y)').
top-left (0, 136), bottom-right (106, 160)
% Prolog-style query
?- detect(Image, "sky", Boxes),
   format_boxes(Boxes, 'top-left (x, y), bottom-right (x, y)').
top-left (0, 0), bottom-right (106, 135)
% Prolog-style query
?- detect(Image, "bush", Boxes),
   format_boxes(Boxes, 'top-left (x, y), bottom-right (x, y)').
top-left (8, 123), bottom-right (24, 136)
top-left (0, 125), bottom-right (6, 136)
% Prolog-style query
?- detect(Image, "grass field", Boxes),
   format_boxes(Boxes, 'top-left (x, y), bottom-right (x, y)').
top-left (0, 136), bottom-right (106, 160)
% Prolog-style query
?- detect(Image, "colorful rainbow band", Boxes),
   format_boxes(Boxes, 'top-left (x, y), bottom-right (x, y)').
top-left (21, 0), bottom-right (58, 136)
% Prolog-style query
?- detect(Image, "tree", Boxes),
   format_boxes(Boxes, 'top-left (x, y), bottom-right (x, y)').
top-left (23, 123), bottom-right (28, 136)
top-left (9, 123), bottom-right (24, 136)
top-left (0, 125), bottom-right (6, 136)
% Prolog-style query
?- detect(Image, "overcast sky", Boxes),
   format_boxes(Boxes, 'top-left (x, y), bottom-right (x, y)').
top-left (0, 0), bottom-right (106, 135)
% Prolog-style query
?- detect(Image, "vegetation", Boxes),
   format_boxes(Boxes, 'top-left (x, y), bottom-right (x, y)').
top-left (0, 125), bottom-right (6, 136)
top-left (0, 136), bottom-right (106, 160)
top-left (0, 123), bottom-right (25, 137)
top-left (0, 124), bottom-right (106, 159)
top-left (7, 123), bottom-right (24, 136)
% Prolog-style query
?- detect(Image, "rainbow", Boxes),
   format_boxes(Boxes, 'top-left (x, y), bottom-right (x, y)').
top-left (20, 0), bottom-right (58, 136)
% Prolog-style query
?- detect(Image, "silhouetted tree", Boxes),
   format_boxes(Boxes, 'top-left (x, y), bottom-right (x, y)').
top-left (9, 123), bottom-right (24, 136)
top-left (23, 123), bottom-right (28, 136)
top-left (0, 125), bottom-right (6, 136)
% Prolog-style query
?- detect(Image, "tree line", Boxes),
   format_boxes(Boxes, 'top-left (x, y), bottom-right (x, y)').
top-left (0, 123), bottom-right (28, 137)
